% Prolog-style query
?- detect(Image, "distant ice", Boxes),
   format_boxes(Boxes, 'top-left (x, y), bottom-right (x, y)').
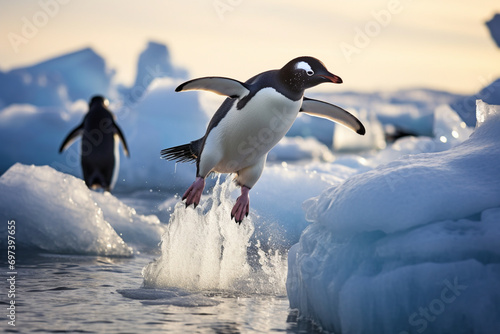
top-left (432, 104), bottom-right (472, 151)
top-left (0, 48), bottom-right (114, 108)
top-left (287, 100), bottom-right (500, 333)
top-left (0, 78), bottom-right (208, 191)
top-left (112, 78), bottom-right (208, 191)
top-left (268, 136), bottom-right (334, 162)
top-left (486, 13), bottom-right (500, 48)
top-left (0, 41), bottom-right (202, 192)
top-left (451, 13), bottom-right (500, 126)
top-left (452, 79), bottom-right (500, 126)
top-left (301, 88), bottom-right (463, 142)
top-left (333, 108), bottom-right (386, 152)
top-left (119, 41), bottom-right (188, 104)
top-left (0, 163), bottom-right (165, 256)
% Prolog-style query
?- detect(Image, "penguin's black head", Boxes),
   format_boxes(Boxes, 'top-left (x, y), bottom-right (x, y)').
top-left (89, 95), bottom-right (109, 108)
top-left (279, 56), bottom-right (342, 92)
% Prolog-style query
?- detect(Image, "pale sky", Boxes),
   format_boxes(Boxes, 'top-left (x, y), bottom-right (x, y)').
top-left (1, 0), bottom-right (499, 94)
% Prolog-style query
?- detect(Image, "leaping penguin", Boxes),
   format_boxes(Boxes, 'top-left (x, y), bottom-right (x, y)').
top-left (161, 56), bottom-right (365, 223)
top-left (59, 95), bottom-right (130, 192)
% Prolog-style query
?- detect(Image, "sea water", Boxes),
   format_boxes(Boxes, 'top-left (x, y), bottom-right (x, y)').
top-left (1, 253), bottom-right (319, 333)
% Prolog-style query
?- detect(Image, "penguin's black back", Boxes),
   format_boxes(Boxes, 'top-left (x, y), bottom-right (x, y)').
top-left (81, 103), bottom-right (117, 189)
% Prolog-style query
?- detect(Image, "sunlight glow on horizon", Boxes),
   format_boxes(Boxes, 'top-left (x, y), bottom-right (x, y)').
top-left (0, 0), bottom-right (499, 94)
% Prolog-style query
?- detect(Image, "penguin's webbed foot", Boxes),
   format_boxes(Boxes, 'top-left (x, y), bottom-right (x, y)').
top-left (182, 177), bottom-right (205, 208)
top-left (231, 186), bottom-right (250, 224)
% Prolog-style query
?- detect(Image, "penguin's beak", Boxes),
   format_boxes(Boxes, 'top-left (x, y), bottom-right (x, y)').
top-left (319, 72), bottom-right (343, 84)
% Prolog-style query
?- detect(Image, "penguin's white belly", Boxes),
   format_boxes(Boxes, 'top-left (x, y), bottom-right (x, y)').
top-left (204, 88), bottom-right (301, 173)
top-left (110, 133), bottom-right (120, 190)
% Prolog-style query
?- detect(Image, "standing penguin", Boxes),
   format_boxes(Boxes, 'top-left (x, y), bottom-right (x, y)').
top-left (161, 56), bottom-right (365, 223)
top-left (59, 95), bottom-right (130, 192)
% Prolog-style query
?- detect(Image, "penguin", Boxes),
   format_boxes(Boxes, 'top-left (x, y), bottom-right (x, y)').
top-left (161, 56), bottom-right (365, 223)
top-left (59, 95), bottom-right (130, 192)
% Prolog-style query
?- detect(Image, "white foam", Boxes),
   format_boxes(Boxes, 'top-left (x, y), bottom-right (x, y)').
top-left (143, 176), bottom-right (287, 295)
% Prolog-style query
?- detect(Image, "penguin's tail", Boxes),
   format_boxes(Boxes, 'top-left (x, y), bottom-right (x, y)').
top-left (160, 138), bottom-right (203, 163)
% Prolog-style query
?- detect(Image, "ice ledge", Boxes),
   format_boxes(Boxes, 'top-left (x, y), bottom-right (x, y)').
top-left (476, 99), bottom-right (500, 126)
top-left (303, 100), bottom-right (500, 237)
top-left (287, 101), bottom-right (500, 333)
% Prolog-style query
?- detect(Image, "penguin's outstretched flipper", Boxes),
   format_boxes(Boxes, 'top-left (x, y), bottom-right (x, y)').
top-left (300, 97), bottom-right (366, 135)
top-left (176, 77), bottom-right (250, 99)
top-left (59, 122), bottom-right (84, 153)
top-left (113, 122), bottom-right (130, 157)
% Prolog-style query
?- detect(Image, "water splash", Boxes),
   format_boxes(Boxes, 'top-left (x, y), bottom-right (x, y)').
top-left (142, 176), bottom-right (287, 295)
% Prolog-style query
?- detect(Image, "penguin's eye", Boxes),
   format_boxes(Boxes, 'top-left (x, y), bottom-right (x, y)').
top-left (295, 61), bottom-right (314, 76)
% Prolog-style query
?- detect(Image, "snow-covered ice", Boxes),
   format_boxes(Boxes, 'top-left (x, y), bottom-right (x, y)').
top-left (286, 100), bottom-right (500, 333)
top-left (0, 163), bottom-right (164, 256)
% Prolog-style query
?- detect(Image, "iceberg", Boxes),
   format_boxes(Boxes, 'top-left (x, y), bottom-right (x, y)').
top-left (0, 48), bottom-right (113, 108)
top-left (120, 41), bottom-right (188, 104)
top-left (333, 108), bottom-right (386, 152)
top-left (286, 100), bottom-right (500, 333)
top-left (268, 136), bottom-right (334, 162)
top-left (0, 163), bottom-right (165, 256)
top-left (114, 78), bottom-right (208, 191)
top-left (451, 13), bottom-right (500, 126)
top-left (486, 13), bottom-right (500, 49)
top-left (452, 79), bottom-right (500, 127)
